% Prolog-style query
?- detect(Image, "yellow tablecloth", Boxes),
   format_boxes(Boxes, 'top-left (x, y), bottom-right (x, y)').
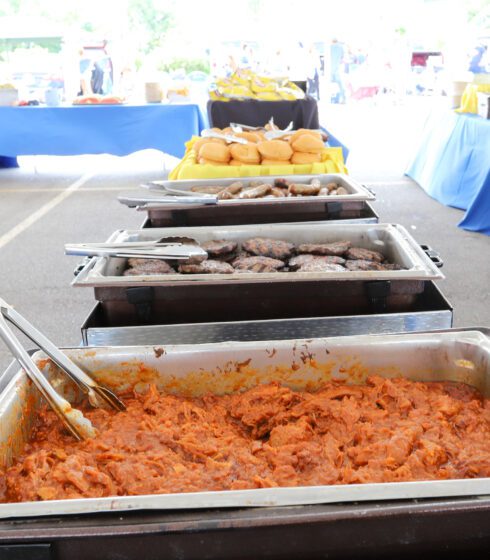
top-left (169, 136), bottom-right (347, 180)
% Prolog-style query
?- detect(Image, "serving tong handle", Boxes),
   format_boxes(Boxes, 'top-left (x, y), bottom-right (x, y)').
top-left (0, 298), bottom-right (125, 440)
top-left (0, 311), bottom-right (86, 440)
top-left (65, 242), bottom-right (208, 261)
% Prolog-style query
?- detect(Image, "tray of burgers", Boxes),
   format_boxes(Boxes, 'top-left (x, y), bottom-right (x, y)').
top-left (118, 174), bottom-right (377, 227)
top-left (71, 223), bottom-right (444, 325)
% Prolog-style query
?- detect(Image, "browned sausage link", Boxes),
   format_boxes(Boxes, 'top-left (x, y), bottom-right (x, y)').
top-left (217, 189), bottom-right (236, 200)
top-left (238, 184), bottom-right (271, 199)
top-left (226, 181), bottom-right (244, 194)
top-left (274, 178), bottom-right (291, 188)
top-left (271, 187), bottom-right (286, 197)
top-left (288, 183), bottom-right (321, 196)
top-left (216, 181), bottom-right (244, 200)
top-left (191, 186), bottom-right (226, 194)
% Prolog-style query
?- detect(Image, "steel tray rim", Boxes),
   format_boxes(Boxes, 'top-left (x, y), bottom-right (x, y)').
top-left (1, 329), bottom-right (490, 519)
top-left (1, 478), bottom-right (490, 520)
top-left (119, 173), bottom-right (376, 209)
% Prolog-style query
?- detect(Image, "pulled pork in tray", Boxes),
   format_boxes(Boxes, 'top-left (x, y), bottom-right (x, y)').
top-left (2, 376), bottom-right (490, 503)
top-left (123, 237), bottom-right (405, 276)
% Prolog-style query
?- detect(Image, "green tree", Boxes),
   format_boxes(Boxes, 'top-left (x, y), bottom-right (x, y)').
top-left (128, 0), bottom-right (174, 54)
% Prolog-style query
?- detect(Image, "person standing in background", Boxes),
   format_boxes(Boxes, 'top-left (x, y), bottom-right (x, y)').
top-left (469, 44), bottom-right (488, 74)
top-left (288, 42), bottom-right (309, 93)
top-left (330, 38), bottom-right (345, 103)
top-left (306, 44), bottom-right (320, 100)
top-left (78, 49), bottom-right (93, 96)
top-left (239, 43), bottom-right (253, 70)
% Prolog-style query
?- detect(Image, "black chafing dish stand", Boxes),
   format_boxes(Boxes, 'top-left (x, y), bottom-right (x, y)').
top-left (0, 497), bottom-right (489, 559)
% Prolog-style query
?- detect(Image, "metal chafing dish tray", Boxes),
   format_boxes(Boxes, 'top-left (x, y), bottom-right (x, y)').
top-left (80, 281), bottom-right (453, 346)
top-left (72, 223), bottom-right (444, 324)
top-left (73, 223), bottom-right (443, 286)
top-left (137, 201), bottom-right (380, 228)
top-left (119, 174), bottom-right (376, 227)
top-left (0, 329), bottom-right (490, 520)
top-left (119, 174), bottom-right (375, 207)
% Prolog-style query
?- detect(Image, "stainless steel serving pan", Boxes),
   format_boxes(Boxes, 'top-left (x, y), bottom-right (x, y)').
top-left (118, 174), bottom-right (375, 210)
top-left (0, 329), bottom-right (489, 519)
top-left (72, 223), bottom-right (443, 288)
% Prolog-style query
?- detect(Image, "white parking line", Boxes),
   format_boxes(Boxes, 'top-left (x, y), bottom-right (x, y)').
top-left (0, 172), bottom-right (95, 251)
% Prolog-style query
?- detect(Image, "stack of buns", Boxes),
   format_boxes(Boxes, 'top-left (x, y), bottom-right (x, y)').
top-left (193, 128), bottom-right (325, 166)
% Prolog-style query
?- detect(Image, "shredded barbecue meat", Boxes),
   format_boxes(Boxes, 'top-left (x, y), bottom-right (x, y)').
top-left (2, 376), bottom-right (489, 503)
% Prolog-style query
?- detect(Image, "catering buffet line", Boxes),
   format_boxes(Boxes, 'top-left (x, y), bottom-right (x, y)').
top-left (0, 122), bottom-right (489, 558)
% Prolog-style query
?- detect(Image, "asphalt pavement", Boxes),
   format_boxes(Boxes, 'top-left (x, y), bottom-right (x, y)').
top-left (0, 151), bottom-right (489, 375)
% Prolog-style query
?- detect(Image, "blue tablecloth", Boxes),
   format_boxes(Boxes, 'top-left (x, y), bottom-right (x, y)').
top-left (0, 104), bottom-right (206, 163)
top-left (406, 110), bottom-right (490, 235)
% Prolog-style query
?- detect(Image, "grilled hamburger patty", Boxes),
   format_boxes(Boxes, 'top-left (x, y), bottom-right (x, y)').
top-left (297, 240), bottom-right (351, 256)
top-left (298, 261), bottom-right (345, 272)
top-left (288, 254), bottom-right (346, 270)
top-left (345, 259), bottom-right (386, 271)
top-left (179, 260), bottom-right (234, 274)
top-left (201, 239), bottom-right (238, 257)
top-left (346, 247), bottom-right (385, 263)
top-left (242, 237), bottom-right (295, 260)
top-left (125, 259), bottom-right (175, 274)
top-left (233, 255), bottom-right (285, 273)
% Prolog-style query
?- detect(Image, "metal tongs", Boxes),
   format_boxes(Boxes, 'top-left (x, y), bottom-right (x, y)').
top-left (138, 182), bottom-right (219, 204)
top-left (201, 129), bottom-right (248, 144)
top-left (65, 240), bottom-right (208, 261)
top-left (264, 121), bottom-right (294, 140)
top-left (0, 297), bottom-right (125, 441)
top-left (230, 122), bottom-right (263, 132)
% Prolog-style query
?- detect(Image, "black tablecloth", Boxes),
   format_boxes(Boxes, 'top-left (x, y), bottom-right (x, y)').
top-left (207, 96), bottom-right (319, 130)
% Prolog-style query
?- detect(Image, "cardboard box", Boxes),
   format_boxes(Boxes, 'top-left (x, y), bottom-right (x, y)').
top-left (0, 88), bottom-right (18, 106)
top-left (477, 92), bottom-right (490, 119)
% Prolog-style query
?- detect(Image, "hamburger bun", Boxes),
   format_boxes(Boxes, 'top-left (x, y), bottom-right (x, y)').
top-left (193, 137), bottom-right (225, 155)
top-left (288, 128), bottom-right (322, 144)
top-left (291, 152), bottom-right (322, 164)
top-left (290, 134), bottom-right (324, 154)
top-left (199, 157), bottom-right (228, 165)
top-left (234, 131), bottom-right (261, 143)
top-left (199, 142), bottom-right (231, 163)
top-left (230, 143), bottom-right (261, 164)
top-left (261, 158), bottom-right (291, 165)
top-left (257, 140), bottom-right (293, 161)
